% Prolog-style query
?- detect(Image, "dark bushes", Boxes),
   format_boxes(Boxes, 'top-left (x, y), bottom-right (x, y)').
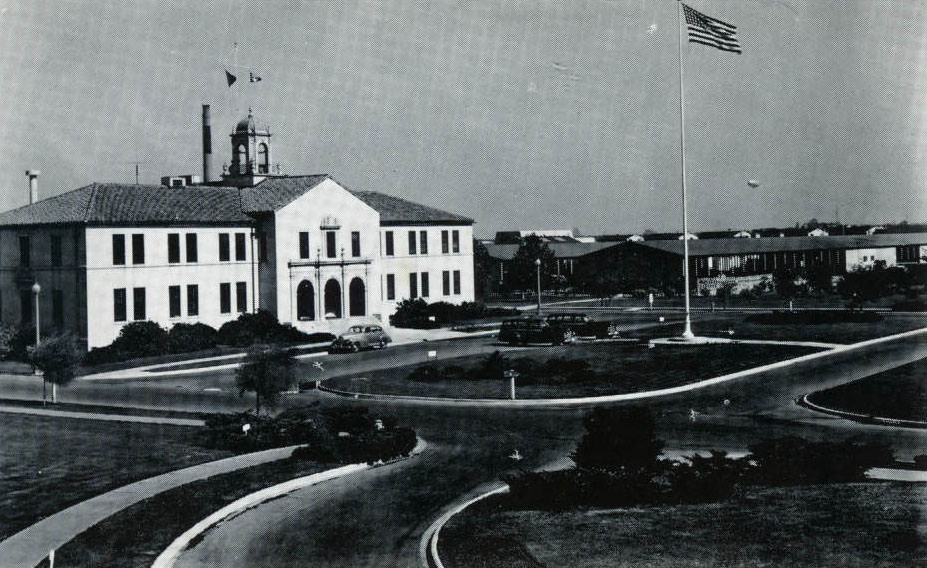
top-left (391, 299), bottom-right (517, 328)
top-left (168, 323), bottom-right (218, 353)
top-left (217, 310), bottom-right (330, 346)
top-left (83, 321), bottom-right (170, 365)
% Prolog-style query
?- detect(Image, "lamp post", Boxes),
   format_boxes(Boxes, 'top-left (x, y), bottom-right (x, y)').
top-left (535, 258), bottom-right (542, 314)
top-left (31, 282), bottom-right (43, 404)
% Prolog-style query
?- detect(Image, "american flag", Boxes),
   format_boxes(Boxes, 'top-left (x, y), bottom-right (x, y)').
top-left (683, 4), bottom-right (742, 54)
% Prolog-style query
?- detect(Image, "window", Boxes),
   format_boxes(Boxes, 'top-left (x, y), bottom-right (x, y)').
top-left (219, 283), bottom-right (231, 313)
top-left (112, 234), bottom-right (126, 265)
top-left (50, 235), bottom-right (62, 267)
top-left (386, 274), bottom-right (395, 300)
top-left (218, 233), bottom-right (230, 261)
top-left (52, 289), bottom-right (63, 327)
top-left (453, 270), bottom-right (461, 294)
top-left (186, 233), bottom-right (198, 263)
top-left (326, 231), bottom-right (337, 258)
top-left (409, 272), bottom-right (418, 298)
top-left (236, 282), bottom-right (247, 313)
top-left (443, 270), bottom-right (451, 295)
top-left (131, 234), bottom-right (145, 264)
top-left (421, 272), bottom-right (430, 297)
top-left (21, 289), bottom-right (32, 323)
top-left (408, 231), bottom-right (416, 255)
top-left (452, 230), bottom-right (460, 253)
top-left (419, 231), bottom-right (428, 254)
top-left (133, 287), bottom-right (146, 320)
top-left (441, 230), bottom-right (449, 254)
top-left (235, 233), bottom-right (246, 261)
top-left (168, 285), bottom-right (181, 317)
top-left (187, 284), bottom-right (199, 316)
top-left (351, 231), bottom-right (361, 257)
top-left (299, 232), bottom-right (310, 259)
top-left (385, 231), bottom-right (394, 256)
top-left (114, 288), bottom-right (126, 322)
top-left (19, 236), bottom-right (30, 267)
top-left (167, 233), bottom-right (180, 263)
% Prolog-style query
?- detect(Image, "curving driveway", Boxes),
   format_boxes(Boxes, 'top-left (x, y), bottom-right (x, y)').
top-left (172, 331), bottom-right (927, 567)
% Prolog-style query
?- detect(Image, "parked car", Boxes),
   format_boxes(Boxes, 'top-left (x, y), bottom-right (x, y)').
top-left (328, 325), bottom-right (392, 353)
top-left (498, 316), bottom-right (570, 346)
top-left (544, 313), bottom-right (620, 340)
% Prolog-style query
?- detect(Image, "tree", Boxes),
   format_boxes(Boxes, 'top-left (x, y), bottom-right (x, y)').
top-left (30, 333), bottom-right (82, 404)
top-left (507, 235), bottom-right (556, 292)
top-left (572, 407), bottom-right (664, 473)
top-left (837, 261), bottom-right (912, 305)
top-left (473, 240), bottom-right (495, 298)
top-left (772, 268), bottom-right (799, 300)
top-left (236, 345), bottom-right (297, 415)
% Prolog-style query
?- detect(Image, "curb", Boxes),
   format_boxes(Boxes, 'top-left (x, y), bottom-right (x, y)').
top-left (419, 484), bottom-right (509, 568)
top-left (321, 326), bottom-right (927, 408)
top-left (152, 437), bottom-right (428, 568)
top-left (797, 394), bottom-right (927, 429)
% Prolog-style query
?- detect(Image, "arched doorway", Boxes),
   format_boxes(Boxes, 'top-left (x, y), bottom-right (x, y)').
top-left (296, 280), bottom-right (315, 321)
top-left (324, 279), bottom-right (342, 318)
top-left (349, 278), bottom-right (365, 316)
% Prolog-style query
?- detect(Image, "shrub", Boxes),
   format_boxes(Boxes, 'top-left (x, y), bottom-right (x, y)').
top-left (572, 406), bottom-right (664, 473)
top-left (113, 321), bottom-right (170, 357)
top-left (218, 310), bottom-right (323, 346)
top-left (167, 323), bottom-right (218, 353)
top-left (391, 299), bottom-right (517, 328)
top-left (7, 326), bottom-right (38, 361)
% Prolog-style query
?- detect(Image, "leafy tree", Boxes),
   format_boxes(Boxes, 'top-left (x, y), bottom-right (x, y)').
top-left (772, 268), bottom-right (800, 300)
top-left (572, 406), bottom-right (664, 473)
top-left (30, 333), bottom-right (82, 404)
top-left (804, 264), bottom-right (835, 295)
top-left (507, 235), bottom-right (556, 292)
top-left (236, 345), bottom-right (297, 415)
top-left (837, 261), bottom-right (912, 304)
top-left (114, 321), bottom-right (170, 357)
top-left (473, 240), bottom-right (495, 298)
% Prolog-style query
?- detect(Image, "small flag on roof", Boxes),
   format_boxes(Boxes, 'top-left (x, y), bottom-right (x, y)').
top-left (249, 71), bottom-right (262, 82)
top-left (682, 3), bottom-right (742, 54)
top-left (225, 69), bottom-right (237, 87)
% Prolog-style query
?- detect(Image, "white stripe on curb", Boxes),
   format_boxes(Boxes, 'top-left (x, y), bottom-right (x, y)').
top-left (419, 484), bottom-right (510, 568)
top-left (152, 438), bottom-right (427, 568)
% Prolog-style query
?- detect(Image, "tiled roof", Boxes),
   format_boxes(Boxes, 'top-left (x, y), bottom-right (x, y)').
top-left (485, 241), bottom-right (617, 260)
top-left (0, 183), bottom-right (251, 227)
top-left (0, 175), bottom-right (473, 227)
top-left (350, 191), bottom-right (474, 225)
top-left (240, 175), bottom-right (329, 213)
top-left (636, 233), bottom-right (927, 256)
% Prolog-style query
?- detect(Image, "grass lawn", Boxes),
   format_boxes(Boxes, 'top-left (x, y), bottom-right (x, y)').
top-left (806, 358), bottom-right (927, 423)
top-left (0, 413), bottom-right (230, 540)
top-left (44, 457), bottom-right (329, 568)
top-left (323, 343), bottom-right (821, 399)
top-left (440, 482), bottom-right (926, 568)
top-left (693, 313), bottom-right (926, 344)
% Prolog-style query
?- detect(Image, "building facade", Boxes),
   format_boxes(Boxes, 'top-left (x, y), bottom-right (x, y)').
top-left (0, 112), bottom-right (475, 349)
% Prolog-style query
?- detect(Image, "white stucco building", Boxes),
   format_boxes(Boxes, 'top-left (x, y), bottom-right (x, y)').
top-left (0, 111), bottom-right (475, 348)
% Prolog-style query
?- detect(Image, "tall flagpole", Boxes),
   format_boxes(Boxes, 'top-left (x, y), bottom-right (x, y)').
top-left (677, 1), bottom-right (695, 339)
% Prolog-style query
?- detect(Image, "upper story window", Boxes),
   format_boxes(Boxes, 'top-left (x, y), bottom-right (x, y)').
top-left (167, 233), bottom-right (181, 264)
top-left (326, 231), bottom-right (337, 258)
top-left (408, 231), bottom-right (416, 255)
top-left (419, 230), bottom-right (428, 255)
top-left (112, 234), bottom-right (125, 265)
top-left (133, 287), bottom-right (146, 320)
top-left (452, 230), bottom-right (460, 253)
top-left (186, 233), bottom-right (198, 263)
top-left (235, 233), bottom-right (247, 261)
top-left (131, 234), bottom-right (145, 265)
top-left (385, 231), bottom-right (394, 256)
top-left (351, 231), bottom-right (361, 257)
top-left (218, 233), bottom-right (230, 261)
top-left (18, 236), bottom-right (30, 267)
top-left (441, 231), bottom-right (449, 254)
top-left (299, 232), bottom-right (310, 259)
top-left (50, 235), bottom-right (63, 267)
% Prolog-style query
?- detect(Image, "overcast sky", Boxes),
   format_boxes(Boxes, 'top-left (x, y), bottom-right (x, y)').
top-left (0, 0), bottom-right (925, 236)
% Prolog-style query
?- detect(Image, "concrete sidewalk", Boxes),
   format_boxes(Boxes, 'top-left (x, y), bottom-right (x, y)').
top-left (0, 444), bottom-right (304, 568)
top-left (0, 405), bottom-right (204, 426)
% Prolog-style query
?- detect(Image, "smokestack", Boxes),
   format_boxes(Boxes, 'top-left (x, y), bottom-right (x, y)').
top-left (25, 170), bottom-right (40, 204)
top-left (201, 104), bottom-right (212, 183)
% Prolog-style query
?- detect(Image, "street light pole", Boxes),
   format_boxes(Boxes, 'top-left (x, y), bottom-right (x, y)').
top-left (32, 282), bottom-right (43, 404)
top-left (535, 258), bottom-right (542, 314)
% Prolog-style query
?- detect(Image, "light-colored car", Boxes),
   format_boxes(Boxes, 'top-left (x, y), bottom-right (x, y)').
top-left (329, 324), bottom-right (392, 353)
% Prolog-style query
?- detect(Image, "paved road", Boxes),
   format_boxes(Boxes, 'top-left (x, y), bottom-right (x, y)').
top-left (174, 332), bottom-right (926, 568)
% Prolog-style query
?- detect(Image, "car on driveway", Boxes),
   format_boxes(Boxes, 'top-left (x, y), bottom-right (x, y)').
top-left (544, 313), bottom-right (620, 340)
top-left (498, 316), bottom-right (570, 346)
top-left (328, 325), bottom-right (392, 353)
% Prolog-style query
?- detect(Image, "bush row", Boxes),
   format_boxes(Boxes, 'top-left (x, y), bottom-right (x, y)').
top-left (83, 311), bottom-right (334, 366)
top-left (202, 405), bottom-right (417, 465)
top-left (390, 299), bottom-right (517, 329)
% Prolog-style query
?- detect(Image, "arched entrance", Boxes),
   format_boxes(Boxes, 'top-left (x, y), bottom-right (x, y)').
top-left (324, 279), bottom-right (342, 318)
top-left (296, 280), bottom-right (315, 321)
top-left (349, 278), bottom-right (365, 316)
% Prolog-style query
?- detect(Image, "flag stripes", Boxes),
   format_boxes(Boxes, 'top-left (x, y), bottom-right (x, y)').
top-left (682, 3), bottom-right (741, 54)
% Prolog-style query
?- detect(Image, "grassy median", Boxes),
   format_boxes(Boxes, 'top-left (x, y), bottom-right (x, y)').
top-left (806, 358), bottom-right (926, 423)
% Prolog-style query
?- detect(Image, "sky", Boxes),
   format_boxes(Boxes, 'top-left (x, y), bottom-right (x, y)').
top-left (0, 0), bottom-right (925, 237)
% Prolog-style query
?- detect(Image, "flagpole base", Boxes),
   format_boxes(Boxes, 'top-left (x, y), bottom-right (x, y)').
top-left (681, 316), bottom-right (695, 340)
